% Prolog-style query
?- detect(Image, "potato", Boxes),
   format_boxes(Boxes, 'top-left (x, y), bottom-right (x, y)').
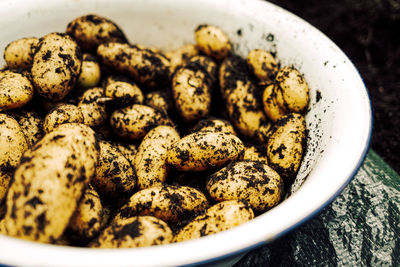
top-left (66, 14), bottom-right (127, 52)
top-left (262, 83), bottom-right (286, 122)
top-left (135, 126), bottom-right (180, 189)
top-left (190, 118), bottom-right (236, 135)
top-left (90, 216), bottom-right (173, 248)
top-left (0, 171), bottom-right (11, 204)
top-left (12, 110), bottom-right (44, 148)
top-left (167, 131), bottom-right (244, 171)
top-left (93, 141), bottom-right (136, 197)
top-left (275, 66), bottom-right (310, 113)
top-left (165, 44), bottom-right (199, 73)
top-left (77, 53), bottom-right (101, 88)
top-left (4, 37), bottom-right (39, 70)
top-left (267, 113), bottom-right (306, 180)
top-left (67, 184), bottom-right (105, 242)
top-left (97, 42), bottom-right (170, 88)
top-left (78, 87), bottom-right (109, 127)
top-left (143, 90), bottom-right (172, 114)
top-left (111, 141), bottom-right (138, 167)
top-left (194, 24), bottom-right (231, 60)
top-left (3, 123), bottom-right (98, 243)
top-left (0, 70), bottom-right (34, 110)
top-left (0, 113), bottom-right (29, 170)
top-left (115, 185), bottom-right (208, 223)
top-left (207, 161), bottom-right (283, 212)
top-left (174, 200), bottom-right (254, 242)
top-left (246, 49), bottom-right (278, 83)
top-left (31, 32), bottom-right (82, 101)
top-left (110, 104), bottom-right (171, 140)
top-left (188, 55), bottom-right (218, 80)
top-left (243, 145), bottom-right (269, 165)
top-left (256, 122), bottom-right (272, 144)
top-left (43, 104), bottom-right (84, 133)
top-left (105, 81), bottom-right (144, 107)
top-left (219, 56), bottom-right (267, 138)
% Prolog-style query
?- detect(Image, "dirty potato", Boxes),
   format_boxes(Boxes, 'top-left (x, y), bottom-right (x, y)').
top-left (174, 200), bottom-right (254, 242)
top-left (4, 37), bottom-right (39, 70)
top-left (0, 171), bottom-right (11, 204)
top-left (247, 49), bottom-right (279, 83)
top-left (91, 216), bottom-right (173, 248)
top-left (143, 90), bottom-right (172, 114)
top-left (115, 185), bottom-right (208, 223)
top-left (267, 113), bottom-right (306, 180)
top-left (3, 123), bottom-right (98, 243)
top-left (66, 14), bottom-right (127, 52)
top-left (31, 32), bottom-right (82, 101)
top-left (0, 70), bottom-right (34, 110)
top-left (78, 87), bottom-right (109, 127)
top-left (165, 44), bottom-right (199, 73)
top-left (77, 53), bottom-right (101, 88)
top-left (111, 141), bottom-right (138, 167)
top-left (167, 131), bottom-right (244, 172)
top-left (12, 110), bottom-right (44, 148)
top-left (105, 81), bottom-right (143, 107)
top-left (194, 24), bottom-right (231, 60)
top-left (93, 141), bottom-right (136, 197)
top-left (243, 145), bottom-right (269, 165)
top-left (43, 104), bottom-right (84, 133)
top-left (135, 126), bottom-right (180, 189)
top-left (190, 117), bottom-right (236, 135)
top-left (207, 161), bottom-right (283, 212)
top-left (262, 83), bottom-right (287, 122)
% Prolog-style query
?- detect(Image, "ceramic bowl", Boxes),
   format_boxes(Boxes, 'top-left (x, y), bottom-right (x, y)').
top-left (0, 0), bottom-right (372, 266)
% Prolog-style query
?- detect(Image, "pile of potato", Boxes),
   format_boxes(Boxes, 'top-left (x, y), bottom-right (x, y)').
top-left (0, 14), bottom-right (309, 248)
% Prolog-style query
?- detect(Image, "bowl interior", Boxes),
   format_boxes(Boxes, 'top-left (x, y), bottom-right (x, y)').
top-left (0, 0), bottom-right (371, 266)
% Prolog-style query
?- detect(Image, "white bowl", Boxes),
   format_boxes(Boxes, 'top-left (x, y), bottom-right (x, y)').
top-left (0, 0), bottom-right (372, 266)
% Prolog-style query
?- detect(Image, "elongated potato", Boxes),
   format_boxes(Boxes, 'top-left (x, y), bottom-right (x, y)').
top-left (262, 84), bottom-right (286, 122)
top-left (78, 87), bottom-right (109, 127)
top-left (66, 14), bottom-right (127, 52)
top-left (97, 42), bottom-right (170, 88)
top-left (115, 185), bottom-right (208, 223)
top-left (207, 161), bottom-right (283, 212)
top-left (105, 81), bottom-right (143, 107)
top-left (12, 110), bottom-right (44, 148)
top-left (77, 53), bottom-right (101, 88)
top-left (174, 200), bottom-right (254, 242)
top-left (167, 131), bottom-right (244, 171)
top-left (110, 104), bottom-right (171, 140)
top-left (275, 66), bottom-right (310, 113)
top-left (267, 113), bottom-right (306, 180)
top-left (3, 123), bottom-right (98, 243)
top-left (4, 37), bottom-right (39, 70)
top-left (43, 104), bottom-right (84, 133)
top-left (194, 25), bottom-right (231, 60)
top-left (190, 118), bottom-right (236, 135)
top-left (246, 49), bottom-right (278, 83)
top-left (91, 216), bottom-right (173, 248)
top-left (31, 32), bottom-right (82, 101)
top-left (93, 141), bottom-right (136, 197)
top-left (0, 71), bottom-right (34, 110)
top-left (135, 126), bottom-right (180, 189)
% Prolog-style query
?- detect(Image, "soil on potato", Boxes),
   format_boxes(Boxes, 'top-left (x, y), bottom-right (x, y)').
top-left (267, 0), bottom-right (400, 174)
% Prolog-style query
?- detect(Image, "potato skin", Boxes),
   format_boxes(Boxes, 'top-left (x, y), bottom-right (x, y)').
top-left (246, 49), bottom-right (278, 83)
top-left (4, 37), bottom-right (39, 70)
top-left (0, 71), bottom-right (34, 110)
top-left (190, 118), bottom-right (236, 135)
top-left (165, 44), bottom-right (199, 73)
top-left (105, 81), bottom-right (144, 107)
top-left (77, 53), bottom-right (101, 88)
top-left (267, 113), bottom-right (306, 180)
top-left (111, 141), bottom-right (138, 167)
top-left (3, 123), bottom-right (98, 243)
top-left (31, 32), bottom-right (82, 101)
top-left (207, 161), bottom-right (283, 212)
top-left (78, 87), bottom-right (108, 127)
top-left (91, 216), bottom-right (173, 248)
top-left (167, 131), bottom-right (244, 172)
top-left (174, 200), bottom-right (254, 242)
top-left (135, 126), bottom-right (180, 189)
top-left (243, 145), bottom-right (269, 165)
top-left (0, 171), bottom-right (12, 204)
top-left (43, 104), bottom-right (84, 133)
top-left (12, 110), bottom-right (44, 148)
top-left (66, 14), bottom-right (127, 52)
top-left (143, 90), bottom-right (172, 114)
top-left (194, 25), bottom-right (231, 60)
top-left (262, 84), bottom-right (286, 122)
top-left (115, 185), bottom-right (208, 223)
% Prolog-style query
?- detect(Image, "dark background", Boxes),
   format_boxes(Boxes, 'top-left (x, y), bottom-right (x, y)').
top-left (267, 0), bottom-right (400, 174)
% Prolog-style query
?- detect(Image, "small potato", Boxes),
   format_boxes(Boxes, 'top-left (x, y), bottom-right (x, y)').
top-left (93, 141), bottom-right (136, 197)
top-left (207, 161), bottom-right (283, 212)
top-left (105, 81), bottom-right (144, 107)
top-left (275, 66), bottom-right (310, 113)
top-left (166, 131), bottom-right (244, 171)
top-left (246, 49), bottom-right (279, 83)
top-left (165, 44), bottom-right (199, 73)
top-left (0, 113), bottom-right (29, 170)
top-left (262, 83), bottom-right (287, 122)
top-left (0, 171), bottom-right (12, 204)
top-left (66, 14), bottom-right (127, 52)
top-left (135, 126), bottom-right (180, 189)
top-left (31, 32), bottom-right (82, 101)
top-left (174, 200), bottom-right (254, 242)
top-left (243, 145), bottom-right (269, 165)
top-left (4, 37), bottom-right (39, 70)
top-left (43, 104), bottom-right (84, 133)
top-left (78, 87), bottom-right (109, 127)
top-left (190, 118), bottom-right (236, 135)
top-left (143, 90), bottom-right (172, 114)
top-left (0, 71), bottom-right (34, 110)
top-left (115, 185), bottom-right (208, 223)
top-left (194, 25), bottom-right (231, 60)
top-left (77, 53), bottom-right (101, 88)
top-left (12, 110), bottom-right (44, 148)
top-left (3, 123), bottom-right (98, 243)
top-left (91, 216), bottom-right (173, 248)
top-left (267, 113), bottom-right (306, 180)
top-left (97, 42), bottom-right (170, 88)
top-left (110, 104), bottom-right (171, 140)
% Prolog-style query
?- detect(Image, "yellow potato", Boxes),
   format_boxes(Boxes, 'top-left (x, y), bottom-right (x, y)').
top-left (0, 71), bottom-right (34, 110)
top-left (262, 83), bottom-right (286, 122)
top-left (190, 118), bottom-right (236, 135)
top-left (77, 53), bottom-right (101, 88)
top-left (256, 122), bottom-right (272, 145)
top-left (105, 81), bottom-right (144, 107)
top-left (0, 171), bottom-right (11, 204)
top-left (167, 131), bottom-right (244, 171)
top-left (78, 87), bottom-right (109, 127)
top-left (4, 37), bottom-right (39, 70)
top-left (194, 24), bottom-right (231, 60)
top-left (143, 90), bottom-right (172, 114)
top-left (243, 145), bottom-right (269, 165)
top-left (165, 44), bottom-right (199, 73)
top-left (12, 110), bottom-right (44, 148)
top-left (43, 103), bottom-right (84, 133)
top-left (111, 141), bottom-right (138, 167)
top-left (246, 49), bottom-right (278, 83)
